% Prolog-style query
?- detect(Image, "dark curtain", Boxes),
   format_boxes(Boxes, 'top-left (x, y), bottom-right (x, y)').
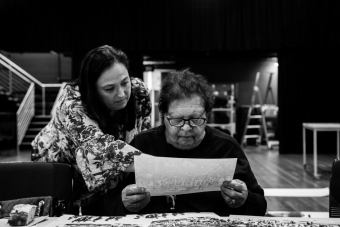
top-left (1, 0), bottom-right (340, 153)
top-left (278, 48), bottom-right (340, 154)
top-left (1, 0), bottom-right (339, 52)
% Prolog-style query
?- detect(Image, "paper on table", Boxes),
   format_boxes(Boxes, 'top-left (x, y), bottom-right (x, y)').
top-left (42, 213), bottom-right (221, 227)
top-left (134, 154), bottom-right (237, 196)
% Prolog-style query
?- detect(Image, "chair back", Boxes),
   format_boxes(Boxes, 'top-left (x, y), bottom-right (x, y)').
top-left (330, 159), bottom-right (340, 218)
top-left (0, 162), bottom-right (73, 215)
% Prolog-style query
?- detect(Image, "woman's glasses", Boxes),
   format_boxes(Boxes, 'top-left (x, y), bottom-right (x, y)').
top-left (166, 115), bottom-right (206, 127)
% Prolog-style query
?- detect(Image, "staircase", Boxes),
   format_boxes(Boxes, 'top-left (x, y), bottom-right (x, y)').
top-left (20, 87), bottom-right (60, 151)
top-left (0, 53), bottom-right (64, 153)
top-left (20, 116), bottom-right (51, 150)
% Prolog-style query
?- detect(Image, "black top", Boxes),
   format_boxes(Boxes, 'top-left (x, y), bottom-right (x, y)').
top-left (124, 125), bottom-right (267, 216)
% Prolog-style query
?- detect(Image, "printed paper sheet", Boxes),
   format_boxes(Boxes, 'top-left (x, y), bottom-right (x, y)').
top-left (134, 154), bottom-right (237, 196)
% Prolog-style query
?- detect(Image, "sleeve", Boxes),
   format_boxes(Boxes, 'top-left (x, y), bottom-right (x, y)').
top-left (63, 100), bottom-right (141, 193)
top-left (232, 150), bottom-right (267, 216)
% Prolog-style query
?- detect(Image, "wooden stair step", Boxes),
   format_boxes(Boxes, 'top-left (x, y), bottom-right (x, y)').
top-left (20, 141), bottom-right (32, 146)
top-left (30, 121), bottom-right (49, 125)
top-left (27, 128), bottom-right (43, 132)
top-left (24, 135), bottom-right (37, 139)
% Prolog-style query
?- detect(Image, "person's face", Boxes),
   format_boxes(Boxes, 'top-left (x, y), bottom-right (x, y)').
top-left (164, 94), bottom-right (206, 150)
top-left (96, 63), bottom-right (131, 113)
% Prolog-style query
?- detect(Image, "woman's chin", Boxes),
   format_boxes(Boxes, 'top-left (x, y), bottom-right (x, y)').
top-left (111, 101), bottom-right (128, 111)
top-left (173, 142), bottom-right (197, 150)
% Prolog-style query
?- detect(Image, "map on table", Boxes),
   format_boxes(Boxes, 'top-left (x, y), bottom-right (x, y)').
top-left (134, 154), bottom-right (237, 196)
top-left (46, 213), bottom-right (220, 227)
top-left (149, 217), bottom-right (340, 227)
top-left (41, 214), bottom-right (340, 227)
top-left (60, 216), bottom-right (340, 227)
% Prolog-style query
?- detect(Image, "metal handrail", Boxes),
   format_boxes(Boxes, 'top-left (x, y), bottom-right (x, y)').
top-left (17, 83), bottom-right (35, 145)
top-left (0, 53), bottom-right (62, 115)
top-left (0, 52), bottom-right (63, 151)
top-left (0, 59), bottom-right (31, 84)
top-left (0, 61), bottom-right (34, 152)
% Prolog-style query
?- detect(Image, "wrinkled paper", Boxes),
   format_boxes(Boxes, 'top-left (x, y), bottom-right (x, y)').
top-left (134, 154), bottom-right (237, 196)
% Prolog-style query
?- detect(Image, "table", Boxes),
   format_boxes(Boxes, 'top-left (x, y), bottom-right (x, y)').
top-left (12, 213), bottom-right (340, 227)
top-left (302, 123), bottom-right (340, 178)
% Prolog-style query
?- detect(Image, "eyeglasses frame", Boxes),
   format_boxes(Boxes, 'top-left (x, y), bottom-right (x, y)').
top-left (165, 114), bottom-right (207, 127)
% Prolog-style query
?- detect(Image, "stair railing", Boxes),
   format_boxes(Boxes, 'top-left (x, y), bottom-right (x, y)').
top-left (1, 56), bottom-right (34, 151)
top-left (16, 83), bottom-right (35, 146)
top-left (0, 53), bottom-right (63, 116)
top-left (0, 53), bottom-right (63, 151)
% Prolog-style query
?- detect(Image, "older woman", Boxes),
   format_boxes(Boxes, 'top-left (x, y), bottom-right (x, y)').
top-left (120, 70), bottom-right (267, 216)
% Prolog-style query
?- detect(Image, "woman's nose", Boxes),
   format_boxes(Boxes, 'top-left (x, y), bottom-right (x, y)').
top-left (181, 121), bottom-right (192, 131)
top-left (117, 86), bottom-right (125, 97)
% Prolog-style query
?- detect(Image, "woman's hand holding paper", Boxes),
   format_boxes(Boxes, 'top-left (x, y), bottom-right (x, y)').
top-left (122, 184), bottom-right (150, 212)
top-left (220, 179), bottom-right (248, 208)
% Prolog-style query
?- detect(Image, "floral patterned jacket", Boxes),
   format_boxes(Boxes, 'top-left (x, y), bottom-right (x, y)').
top-left (31, 77), bottom-right (151, 206)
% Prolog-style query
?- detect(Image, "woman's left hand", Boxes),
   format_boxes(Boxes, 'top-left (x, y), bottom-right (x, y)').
top-left (220, 179), bottom-right (248, 208)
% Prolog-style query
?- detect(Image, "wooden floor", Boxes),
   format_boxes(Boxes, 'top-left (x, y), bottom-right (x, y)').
top-left (243, 145), bottom-right (333, 213)
top-left (0, 145), bottom-right (336, 214)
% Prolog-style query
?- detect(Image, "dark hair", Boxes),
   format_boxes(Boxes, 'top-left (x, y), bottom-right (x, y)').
top-left (74, 45), bottom-right (136, 136)
top-left (158, 69), bottom-right (214, 115)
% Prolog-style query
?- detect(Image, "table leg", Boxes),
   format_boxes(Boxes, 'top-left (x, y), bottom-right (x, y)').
top-left (337, 131), bottom-right (340, 160)
top-left (313, 130), bottom-right (318, 178)
top-left (303, 126), bottom-right (306, 169)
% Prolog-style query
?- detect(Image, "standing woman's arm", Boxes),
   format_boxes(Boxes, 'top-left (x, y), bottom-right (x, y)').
top-left (51, 96), bottom-right (139, 195)
top-left (68, 106), bottom-right (141, 193)
top-left (75, 77), bottom-right (152, 193)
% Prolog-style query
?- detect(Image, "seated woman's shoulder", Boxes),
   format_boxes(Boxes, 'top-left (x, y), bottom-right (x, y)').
top-left (211, 126), bottom-right (232, 137)
top-left (210, 126), bottom-right (240, 144)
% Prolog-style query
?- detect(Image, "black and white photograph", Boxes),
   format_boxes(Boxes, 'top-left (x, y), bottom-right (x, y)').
top-left (1, 0), bottom-right (340, 226)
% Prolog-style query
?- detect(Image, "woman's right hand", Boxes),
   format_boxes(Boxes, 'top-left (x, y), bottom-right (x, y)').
top-left (122, 184), bottom-right (150, 212)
